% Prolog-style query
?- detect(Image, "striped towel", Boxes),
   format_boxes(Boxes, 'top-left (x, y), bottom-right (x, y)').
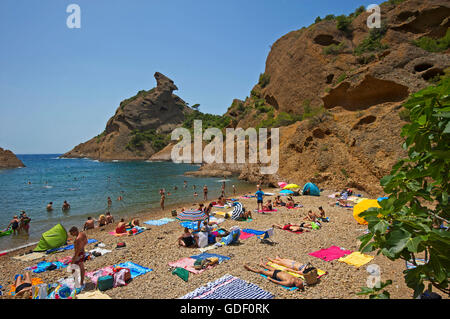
top-left (406, 258), bottom-right (428, 270)
top-left (180, 274), bottom-right (274, 299)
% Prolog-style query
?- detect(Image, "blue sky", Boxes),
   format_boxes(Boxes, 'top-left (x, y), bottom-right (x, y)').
top-left (0, 0), bottom-right (384, 154)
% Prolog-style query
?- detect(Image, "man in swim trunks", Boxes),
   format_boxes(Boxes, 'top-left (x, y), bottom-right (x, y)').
top-left (69, 226), bottom-right (88, 287)
top-left (244, 261), bottom-right (304, 289)
top-left (83, 217), bottom-right (95, 230)
top-left (255, 187), bottom-right (264, 212)
top-left (8, 215), bottom-right (20, 235)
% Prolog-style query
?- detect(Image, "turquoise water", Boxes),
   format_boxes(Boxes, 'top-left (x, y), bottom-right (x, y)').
top-left (0, 154), bottom-right (253, 251)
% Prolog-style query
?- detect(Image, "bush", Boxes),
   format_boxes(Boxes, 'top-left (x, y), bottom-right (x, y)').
top-left (315, 16), bottom-right (322, 23)
top-left (354, 24), bottom-right (389, 56)
top-left (323, 42), bottom-right (347, 55)
top-left (336, 15), bottom-right (353, 35)
top-left (258, 73), bottom-right (271, 88)
top-left (336, 72), bottom-right (348, 84)
top-left (182, 110), bottom-right (231, 135)
top-left (413, 29), bottom-right (450, 53)
top-left (357, 74), bottom-right (450, 298)
top-left (126, 129), bottom-right (170, 152)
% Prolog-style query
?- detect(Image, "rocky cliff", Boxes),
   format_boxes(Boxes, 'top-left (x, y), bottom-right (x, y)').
top-left (62, 72), bottom-right (192, 161)
top-left (194, 0), bottom-right (450, 195)
top-left (0, 148), bottom-right (25, 169)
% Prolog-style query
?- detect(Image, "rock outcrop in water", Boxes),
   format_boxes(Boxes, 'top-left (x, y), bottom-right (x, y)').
top-left (0, 148), bottom-right (25, 169)
top-left (62, 72), bottom-right (192, 161)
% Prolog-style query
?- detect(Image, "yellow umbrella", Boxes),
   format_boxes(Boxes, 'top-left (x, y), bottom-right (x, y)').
top-left (283, 184), bottom-right (300, 189)
top-left (353, 199), bottom-right (381, 225)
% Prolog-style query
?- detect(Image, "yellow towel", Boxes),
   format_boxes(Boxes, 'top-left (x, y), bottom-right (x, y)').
top-left (12, 252), bottom-right (46, 262)
top-left (266, 262), bottom-right (327, 279)
top-left (338, 252), bottom-right (374, 267)
top-left (214, 211), bottom-right (231, 218)
top-left (76, 290), bottom-right (112, 299)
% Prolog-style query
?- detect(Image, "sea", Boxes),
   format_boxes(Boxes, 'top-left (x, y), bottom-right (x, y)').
top-left (0, 154), bottom-right (254, 251)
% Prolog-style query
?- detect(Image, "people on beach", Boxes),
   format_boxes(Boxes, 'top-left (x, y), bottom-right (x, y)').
top-left (177, 228), bottom-right (199, 248)
top-left (232, 185), bottom-right (236, 196)
top-left (273, 222), bottom-right (312, 231)
top-left (107, 197), bottom-right (112, 208)
top-left (203, 185), bottom-right (208, 201)
top-left (69, 226), bottom-right (88, 289)
top-left (19, 212), bottom-right (31, 234)
top-left (13, 272), bottom-right (33, 299)
top-left (244, 261), bottom-right (304, 290)
top-left (275, 196), bottom-right (285, 207)
top-left (62, 201), bottom-right (71, 212)
top-left (116, 219), bottom-right (128, 234)
top-left (83, 217), bottom-right (95, 231)
top-left (263, 200), bottom-right (273, 211)
top-left (255, 187), bottom-right (264, 212)
top-left (46, 202), bottom-right (53, 212)
top-left (105, 212), bottom-right (115, 224)
top-left (160, 192), bottom-right (165, 211)
top-left (129, 218), bottom-right (140, 227)
top-left (7, 216), bottom-right (20, 235)
top-left (264, 256), bottom-right (310, 275)
top-left (217, 196), bottom-right (226, 206)
top-left (98, 214), bottom-right (107, 227)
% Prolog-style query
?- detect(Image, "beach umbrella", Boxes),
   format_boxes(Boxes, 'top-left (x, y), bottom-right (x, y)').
top-left (283, 184), bottom-right (300, 189)
top-left (280, 189), bottom-right (294, 195)
top-left (176, 210), bottom-right (207, 222)
top-left (231, 202), bottom-right (244, 220)
top-left (353, 199), bottom-right (381, 225)
top-left (278, 182), bottom-right (287, 188)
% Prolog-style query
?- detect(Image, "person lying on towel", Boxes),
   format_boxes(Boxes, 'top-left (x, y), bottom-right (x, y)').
top-left (244, 261), bottom-right (304, 290)
top-left (263, 200), bottom-right (273, 211)
top-left (273, 222), bottom-right (313, 231)
top-left (274, 196), bottom-right (285, 207)
top-left (263, 256), bottom-right (312, 275)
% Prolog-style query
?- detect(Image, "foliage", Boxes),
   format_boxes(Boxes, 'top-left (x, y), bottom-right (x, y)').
top-left (323, 42), bottom-right (347, 55)
top-left (336, 15), bottom-right (353, 36)
top-left (258, 73), bottom-right (271, 88)
top-left (126, 129), bottom-right (170, 152)
top-left (336, 72), bottom-right (348, 84)
top-left (315, 16), bottom-right (322, 24)
top-left (182, 110), bottom-right (231, 134)
top-left (354, 23), bottom-right (389, 56)
top-left (257, 112), bottom-right (302, 129)
top-left (191, 104), bottom-right (200, 110)
top-left (413, 29), bottom-right (450, 53)
top-left (357, 280), bottom-right (393, 299)
top-left (120, 89), bottom-right (151, 110)
top-left (398, 108), bottom-right (411, 122)
top-left (358, 75), bottom-right (450, 298)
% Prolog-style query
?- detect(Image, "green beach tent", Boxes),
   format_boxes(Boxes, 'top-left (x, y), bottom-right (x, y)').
top-left (34, 223), bottom-right (68, 252)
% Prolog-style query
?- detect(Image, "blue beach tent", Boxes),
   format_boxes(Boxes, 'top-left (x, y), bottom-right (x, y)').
top-left (302, 182), bottom-right (320, 196)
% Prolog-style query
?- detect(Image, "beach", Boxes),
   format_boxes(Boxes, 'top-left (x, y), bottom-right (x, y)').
top-left (0, 186), bottom-right (426, 299)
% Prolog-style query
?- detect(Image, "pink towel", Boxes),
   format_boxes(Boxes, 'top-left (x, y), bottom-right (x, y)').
top-left (239, 231), bottom-right (256, 240)
top-left (169, 257), bottom-right (209, 274)
top-left (309, 246), bottom-right (353, 261)
top-left (86, 265), bottom-right (115, 284)
top-left (257, 209), bottom-right (278, 213)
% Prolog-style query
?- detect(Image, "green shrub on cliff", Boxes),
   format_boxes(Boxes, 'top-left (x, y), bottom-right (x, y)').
top-left (413, 29), bottom-right (450, 53)
top-left (323, 42), bottom-right (347, 55)
top-left (258, 73), bottom-right (271, 88)
top-left (126, 129), bottom-right (170, 152)
top-left (354, 23), bottom-right (389, 56)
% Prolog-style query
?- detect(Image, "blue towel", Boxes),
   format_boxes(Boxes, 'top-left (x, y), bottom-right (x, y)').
top-left (190, 253), bottom-right (230, 264)
top-left (31, 261), bottom-right (67, 273)
top-left (46, 239), bottom-right (98, 254)
top-left (242, 229), bottom-right (265, 236)
top-left (144, 218), bottom-right (175, 226)
top-left (114, 261), bottom-right (152, 279)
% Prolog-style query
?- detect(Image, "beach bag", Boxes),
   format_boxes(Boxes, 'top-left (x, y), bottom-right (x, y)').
top-left (303, 266), bottom-right (318, 285)
top-left (197, 232), bottom-right (208, 248)
top-left (97, 275), bottom-right (114, 291)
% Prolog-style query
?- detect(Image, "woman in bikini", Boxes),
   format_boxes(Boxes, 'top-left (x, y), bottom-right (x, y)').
top-left (13, 272), bottom-right (33, 299)
top-left (264, 256), bottom-right (310, 275)
top-left (243, 261), bottom-right (304, 290)
top-left (177, 228), bottom-right (199, 248)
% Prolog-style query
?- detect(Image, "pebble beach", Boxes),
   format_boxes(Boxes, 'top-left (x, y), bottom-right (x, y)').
top-left (0, 187), bottom-right (427, 299)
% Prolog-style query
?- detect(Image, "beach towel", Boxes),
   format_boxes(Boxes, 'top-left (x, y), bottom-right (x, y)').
top-left (169, 257), bottom-right (210, 274)
top-left (8, 277), bottom-right (44, 296)
top-left (172, 267), bottom-right (189, 282)
top-left (338, 252), bottom-right (374, 267)
top-left (89, 247), bottom-right (112, 257)
top-left (109, 226), bottom-right (145, 237)
top-left (239, 231), bottom-right (256, 240)
top-left (406, 258), bottom-right (428, 270)
top-left (286, 206), bottom-right (303, 209)
top-left (254, 209), bottom-right (278, 213)
top-left (241, 229), bottom-right (266, 236)
top-left (86, 266), bottom-right (115, 285)
top-left (190, 253), bottom-right (230, 264)
top-left (309, 246), bottom-right (353, 261)
top-left (26, 261), bottom-right (68, 273)
top-left (198, 245), bottom-right (219, 253)
top-left (76, 290), bottom-right (112, 299)
top-left (259, 273), bottom-right (299, 291)
top-left (266, 262), bottom-right (327, 280)
top-left (143, 218), bottom-right (175, 226)
top-left (46, 239), bottom-right (98, 254)
top-left (114, 261), bottom-right (152, 279)
top-left (180, 274), bottom-right (274, 299)
top-left (12, 252), bottom-right (46, 262)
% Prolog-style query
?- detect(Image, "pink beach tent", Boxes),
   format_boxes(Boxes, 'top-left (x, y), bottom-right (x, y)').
top-left (278, 182), bottom-right (287, 188)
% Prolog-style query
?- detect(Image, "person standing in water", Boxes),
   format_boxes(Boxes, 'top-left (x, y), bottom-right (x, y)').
top-left (160, 192), bottom-right (165, 211)
top-left (46, 202), bottom-right (53, 212)
top-left (107, 197), bottom-right (112, 208)
top-left (62, 201), bottom-right (71, 212)
top-left (7, 216), bottom-right (20, 235)
top-left (19, 212), bottom-right (31, 234)
top-left (233, 185), bottom-right (236, 196)
top-left (203, 185), bottom-right (208, 201)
